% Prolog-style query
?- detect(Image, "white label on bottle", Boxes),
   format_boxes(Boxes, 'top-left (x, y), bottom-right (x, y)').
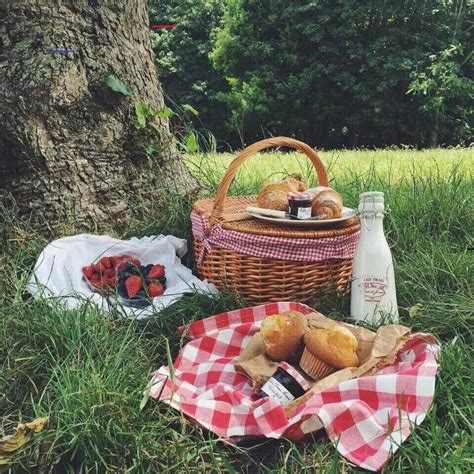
top-left (359, 276), bottom-right (388, 303)
top-left (261, 377), bottom-right (295, 405)
top-left (297, 207), bottom-right (312, 219)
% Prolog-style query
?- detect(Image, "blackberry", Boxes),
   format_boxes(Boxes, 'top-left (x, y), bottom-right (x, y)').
top-left (145, 264), bottom-right (153, 274)
top-left (129, 267), bottom-right (141, 276)
top-left (117, 283), bottom-right (128, 298)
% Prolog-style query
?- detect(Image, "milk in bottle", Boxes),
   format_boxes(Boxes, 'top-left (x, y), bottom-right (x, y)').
top-left (350, 192), bottom-right (398, 323)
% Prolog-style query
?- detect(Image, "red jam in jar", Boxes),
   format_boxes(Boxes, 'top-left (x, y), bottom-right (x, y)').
top-left (288, 192), bottom-right (313, 220)
top-left (258, 361), bottom-right (311, 406)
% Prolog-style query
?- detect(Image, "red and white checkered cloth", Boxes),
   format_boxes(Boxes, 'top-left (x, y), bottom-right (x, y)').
top-left (191, 211), bottom-right (360, 264)
top-left (149, 302), bottom-right (440, 471)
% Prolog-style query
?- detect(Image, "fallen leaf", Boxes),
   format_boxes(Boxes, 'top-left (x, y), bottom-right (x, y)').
top-left (0, 417), bottom-right (49, 465)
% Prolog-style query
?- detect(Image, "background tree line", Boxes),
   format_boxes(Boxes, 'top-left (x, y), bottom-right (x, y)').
top-left (150, 0), bottom-right (472, 150)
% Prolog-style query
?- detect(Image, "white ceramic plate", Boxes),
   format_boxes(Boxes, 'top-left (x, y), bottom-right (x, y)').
top-left (248, 206), bottom-right (357, 227)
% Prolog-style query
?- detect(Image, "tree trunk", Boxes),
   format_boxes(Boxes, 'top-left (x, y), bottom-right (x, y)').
top-left (0, 0), bottom-right (200, 230)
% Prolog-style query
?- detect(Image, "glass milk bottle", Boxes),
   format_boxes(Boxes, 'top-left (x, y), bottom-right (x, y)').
top-left (350, 192), bottom-right (399, 323)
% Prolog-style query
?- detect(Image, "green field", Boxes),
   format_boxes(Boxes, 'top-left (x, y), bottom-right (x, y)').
top-left (188, 147), bottom-right (472, 195)
top-left (0, 148), bottom-right (472, 472)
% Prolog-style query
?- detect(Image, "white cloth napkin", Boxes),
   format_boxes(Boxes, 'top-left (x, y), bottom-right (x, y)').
top-left (27, 233), bottom-right (218, 319)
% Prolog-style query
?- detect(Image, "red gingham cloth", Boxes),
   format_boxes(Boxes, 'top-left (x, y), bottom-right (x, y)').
top-left (149, 302), bottom-right (440, 471)
top-left (191, 211), bottom-right (360, 264)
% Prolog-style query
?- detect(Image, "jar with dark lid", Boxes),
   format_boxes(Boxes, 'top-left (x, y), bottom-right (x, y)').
top-left (258, 361), bottom-right (310, 406)
top-left (288, 192), bottom-right (313, 220)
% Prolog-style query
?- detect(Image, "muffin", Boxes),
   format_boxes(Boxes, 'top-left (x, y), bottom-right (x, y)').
top-left (300, 326), bottom-right (359, 379)
top-left (260, 311), bottom-right (307, 361)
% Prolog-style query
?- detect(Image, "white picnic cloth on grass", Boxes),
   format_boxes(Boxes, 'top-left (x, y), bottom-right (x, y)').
top-left (27, 234), bottom-right (218, 319)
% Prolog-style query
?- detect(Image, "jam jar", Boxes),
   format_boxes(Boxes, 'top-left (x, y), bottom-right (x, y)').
top-left (258, 361), bottom-right (311, 406)
top-left (288, 192), bottom-right (313, 220)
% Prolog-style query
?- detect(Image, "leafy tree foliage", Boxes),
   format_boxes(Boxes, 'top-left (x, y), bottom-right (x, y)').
top-left (150, 0), bottom-right (472, 148)
top-left (150, 0), bottom-right (233, 148)
top-left (408, 44), bottom-right (473, 146)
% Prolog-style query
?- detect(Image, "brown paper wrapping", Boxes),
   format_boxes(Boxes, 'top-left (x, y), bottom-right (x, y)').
top-left (235, 311), bottom-right (411, 417)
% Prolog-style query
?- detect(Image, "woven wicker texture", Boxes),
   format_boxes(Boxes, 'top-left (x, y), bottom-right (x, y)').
top-left (192, 136), bottom-right (360, 304)
top-left (193, 196), bottom-right (360, 238)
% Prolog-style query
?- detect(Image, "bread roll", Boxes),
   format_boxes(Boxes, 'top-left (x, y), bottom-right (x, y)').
top-left (304, 326), bottom-right (359, 370)
top-left (257, 178), bottom-right (306, 211)
top-left (260, 311), bottom-right (307, 361)
top-left (308, 186), bottom-right (343, 219)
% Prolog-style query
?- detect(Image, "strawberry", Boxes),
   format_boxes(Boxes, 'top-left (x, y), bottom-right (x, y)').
top-left (149, 264), bottom-right (165, 279)
top-left (125, 275), bottom-right (142, 298)
top-left (111, 255), bottom-right (124, 266)
top-left (117, 259), bottom-right (131, 272)
top-left (147, 282), bottom-right (164, 297)
top-left (100, 256), bottom-right (112, 269)
top-left (93, 262), bottom-right (105, 274)
top-left (82, 265), bottom-right (94, 278)
top-left (116, 256), bottom-right (132, 269)
top-left (131, 258), bottom-right (141, 267)
top-left (104, 268), bottom-right (115, 277)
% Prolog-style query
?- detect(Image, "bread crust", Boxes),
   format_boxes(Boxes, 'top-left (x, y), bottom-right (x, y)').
top-left (309, 186), bottom-right (343, 218)
top-left (303, 326), bottom-right (359, 369)
top-left (257, 178), bottom-right (306, 211)
top-left (260, 311), bottom-right (307, 361)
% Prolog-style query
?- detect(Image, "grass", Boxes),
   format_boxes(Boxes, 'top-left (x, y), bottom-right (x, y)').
top-left (0, 147), bottom-right (473, 472)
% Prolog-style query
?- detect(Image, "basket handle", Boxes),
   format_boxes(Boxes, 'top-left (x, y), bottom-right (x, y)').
top-left (209, 136), bottom-right (329, 225)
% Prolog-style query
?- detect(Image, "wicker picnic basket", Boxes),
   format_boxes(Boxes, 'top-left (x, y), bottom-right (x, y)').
top-left (192, 137), bottom-right (360, 304)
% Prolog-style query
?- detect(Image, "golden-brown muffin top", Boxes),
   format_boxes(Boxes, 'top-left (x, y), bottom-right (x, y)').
top-left (260, 311), bottom-right (307, 362)
top-left (303, 326), bottom-right (359, 369)
top-left (260, 311), bottom-right (305, 343)
top-left (260, 311), bottom-right (304, 340)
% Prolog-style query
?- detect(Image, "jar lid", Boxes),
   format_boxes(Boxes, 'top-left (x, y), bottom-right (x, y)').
top-left (278, 361), bottom-right (311, 391)
top-left (258, 361), bottom-right (311, 406)
top-left (288, 192), bottom-right (313, 201)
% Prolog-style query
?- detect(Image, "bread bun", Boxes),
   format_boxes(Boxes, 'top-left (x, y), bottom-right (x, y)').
top-left (257, 178), bottom-right (306, 211)
top-left (308, 186), bottom-right (343, 219)
top-left (304, 326), bottom-right (359, 369)
top-left (260, 311), bottom-right (307, 361)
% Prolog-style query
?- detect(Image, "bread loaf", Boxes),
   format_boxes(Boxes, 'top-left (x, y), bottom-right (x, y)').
top-left (257, 178), bottom-right (306, 211)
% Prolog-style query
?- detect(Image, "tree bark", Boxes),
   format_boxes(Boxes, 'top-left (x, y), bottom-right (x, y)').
top-left (0, 0), bottom-right (200, 230)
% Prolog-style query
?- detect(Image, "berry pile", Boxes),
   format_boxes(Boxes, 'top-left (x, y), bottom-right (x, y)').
top-left (82, 255), bottom-right (139, 289)
top-left (117, 262), bottom-right (166, 300)
top-left (82, 255), bottom-right (167, 302)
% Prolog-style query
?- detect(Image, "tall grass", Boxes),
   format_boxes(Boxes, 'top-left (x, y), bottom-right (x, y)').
top-left (0, 148), bottom-right (472, 472)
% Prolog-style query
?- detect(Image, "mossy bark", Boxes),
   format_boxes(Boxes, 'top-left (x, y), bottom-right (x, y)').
top-left (0, 0), bottom-right (200, 230)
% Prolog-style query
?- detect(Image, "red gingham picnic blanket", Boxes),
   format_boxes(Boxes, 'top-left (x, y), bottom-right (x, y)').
top-left (149, 302), bottom-right (440, 472)
top-left (191, 211), bottom-right (360, 264)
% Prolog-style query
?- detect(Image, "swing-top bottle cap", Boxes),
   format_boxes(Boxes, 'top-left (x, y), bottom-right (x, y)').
top-left (358, 191), bottom-right (385, 214)
top-left (359, 191), bottom-right (384, 202)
